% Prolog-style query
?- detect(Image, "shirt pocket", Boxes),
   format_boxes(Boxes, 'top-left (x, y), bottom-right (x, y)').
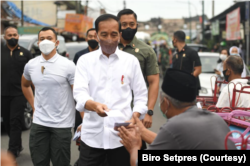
top-left (17, 56), bottom-right (28, 62)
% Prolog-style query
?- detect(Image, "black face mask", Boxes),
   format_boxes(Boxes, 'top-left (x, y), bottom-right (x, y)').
top-left (223, 69), bottom-right (229, 82)
top-left (87, 40), bottom-right (98, 49)
top-left (121, 27), bottom-right (137, 41)
top-left (7, 38), bottom-right (18, 47)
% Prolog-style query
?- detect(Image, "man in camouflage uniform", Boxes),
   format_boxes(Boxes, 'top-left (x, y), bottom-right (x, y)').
top-left (158, 42), bottom-right (170, 77)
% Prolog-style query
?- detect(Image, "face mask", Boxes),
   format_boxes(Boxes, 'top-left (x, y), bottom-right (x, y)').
top-left (172, 40), bottom-right (176, 48)
top-left (98, 36), bottom-right (118, 55)
top-left (223, 69), bottom-right (229, 82)
top-left (39, 39), bottom-right (56, 55)
top-left (219, 54), bottom-right (227, 61)
top-left (230, 53), bottom-right (239, 56)
top-left (121, 27), bottom-right (137, 41)
top-left (7, 38), bottom-right (18, 47)
top-left (87, 40), bottom-right (98, 49)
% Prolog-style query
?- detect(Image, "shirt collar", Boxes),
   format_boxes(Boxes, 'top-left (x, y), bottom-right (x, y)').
top-left (40, 52), bottom-right (59, 63)
top-left (177, 44), bottom-right (187, 53)
top-left (5, 44), bottom-right (21, 51)
top-left (98, 47), bottom-right (121, 59)
top-left (118, 36), bottom-right (138, 49)
top-left (230, 78), bottom-right (248, 84)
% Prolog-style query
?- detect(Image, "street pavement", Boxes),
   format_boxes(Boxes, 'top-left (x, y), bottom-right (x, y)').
top-left (1, 80), bottom-right (166, 166)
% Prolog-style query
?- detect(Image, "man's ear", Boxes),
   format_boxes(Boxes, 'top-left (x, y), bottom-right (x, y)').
top-left (55, 40), bottom-right (60, 47)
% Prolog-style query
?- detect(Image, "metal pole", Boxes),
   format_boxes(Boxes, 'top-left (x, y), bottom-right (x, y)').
top-left (212, 0), bottom-right (214, 17)
top-left (21, 0), bottom-right (24, 26)
top-left (123, 0), bottom-right (126, 9)
top-left (202, 0), bottom-right (205, 44)
top-left (79, 0), bottom-right (82, 13)
top-left (85, 0), bottom-right (88, 15)
top-left (246, 1), bottom-right (250, 66)
top-left (75, 1), bottom-right (78, 13)
top-left (188, 0), bottom-right (192, 43)
top-left (56, 4), bottom-right (58, 27)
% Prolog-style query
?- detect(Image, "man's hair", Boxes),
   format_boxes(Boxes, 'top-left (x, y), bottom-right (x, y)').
top-left (95, 14), bottom-right (120, 33)
top-left (86, 28), bottom-right (96, 36)
top-left (162, 92), bottom-right (196, 109)
top-left (225, 55), bottom-right (244, 75)
top-left (117, 9), bottom-right (137, 21)
top-left (38, 27), bottom-right (57, 40)
top-left (173, 30), bottom-right (186, 42)
top-left (4, 25), bottom-right (18, 35)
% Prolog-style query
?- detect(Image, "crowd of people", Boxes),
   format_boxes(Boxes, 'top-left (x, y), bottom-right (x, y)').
top-left (1, 8), bottom-right (249, 166)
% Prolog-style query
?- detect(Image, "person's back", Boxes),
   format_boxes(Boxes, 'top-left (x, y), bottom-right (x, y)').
top-left (216, 78), bottom-right (250, 108)
top-left (148, 106), bottom-right (236, 150)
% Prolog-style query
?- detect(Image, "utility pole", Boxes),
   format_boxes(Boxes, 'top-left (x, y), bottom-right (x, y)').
top-left (202, 0), bottom-right (205, 44)
top-left (79, 0), bottom-right (82, 13)
top-left (188, 0), bottom-right (192, 43)
top-left (85, 0), bottom-right (88, 15)
top-left (75, 1), bottom-right (78, 13)
top-left (123, 0), bottom-right (126, 9)
top-left (21, 0), bottom-right (24, 26)
top-left (212, 0), bottom-right (215, 17)
top-left (246, 1), bottom-right (250, 65)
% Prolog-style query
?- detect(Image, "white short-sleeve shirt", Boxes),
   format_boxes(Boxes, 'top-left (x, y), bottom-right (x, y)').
top-left (23, 53), bottom-right (76, 128)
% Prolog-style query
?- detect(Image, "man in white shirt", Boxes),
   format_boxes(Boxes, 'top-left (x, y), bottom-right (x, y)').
top-left (216, 55), bottom-right (250, 108)
top-left (21, 27), bottom-right (76, 166)
top-left (73, 14), bottom-right (148, 166)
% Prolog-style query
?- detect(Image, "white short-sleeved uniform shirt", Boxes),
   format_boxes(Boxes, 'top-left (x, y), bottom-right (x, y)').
top-left (23, 53), bottom-right (76, 128)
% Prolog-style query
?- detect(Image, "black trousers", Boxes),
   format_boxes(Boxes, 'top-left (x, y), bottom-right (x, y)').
top-left (74, 110), bottom-right (82, 133)
top-left (29, 123), bottom-right (72, 166)
top-left (1, 95), bottom-right (26, 155)
top-left (79, 141), bottom-right (130, 166)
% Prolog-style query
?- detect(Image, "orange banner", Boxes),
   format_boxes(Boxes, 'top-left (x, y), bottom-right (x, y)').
top-left (64, 13), bottom-right (93, 38)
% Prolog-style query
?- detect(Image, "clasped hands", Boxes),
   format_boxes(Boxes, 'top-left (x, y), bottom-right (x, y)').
top-left (117, 114), bottom-right (146, 153)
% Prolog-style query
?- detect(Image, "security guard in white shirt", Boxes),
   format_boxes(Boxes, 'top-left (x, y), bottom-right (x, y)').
top-left (21, 27), bottom-right (76, 166)
top-left (73, 14), bottom-right (148, 166)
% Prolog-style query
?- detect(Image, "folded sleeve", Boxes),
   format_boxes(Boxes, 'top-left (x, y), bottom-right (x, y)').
top-left (131, 58), bottom-right (148, 116)
top-left (23, 63), bottom-right (31, 81)
top-left (73, 57), bottom-right (93, 112)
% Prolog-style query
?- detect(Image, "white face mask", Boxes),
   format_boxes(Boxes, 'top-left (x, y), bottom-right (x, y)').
top-left (219, 54), bottom-right (227, 61)
top-left (230, 53), bottom-right (239, 56)
top-left (39, 39), bottom-right (56, 55)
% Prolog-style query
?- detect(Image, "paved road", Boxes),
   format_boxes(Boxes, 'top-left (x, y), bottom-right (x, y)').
top-left (1, 80), bottom-right (166, 166)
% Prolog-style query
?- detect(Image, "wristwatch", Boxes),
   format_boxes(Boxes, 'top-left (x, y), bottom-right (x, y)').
top-left (147, 110), bottom-right (154, 116)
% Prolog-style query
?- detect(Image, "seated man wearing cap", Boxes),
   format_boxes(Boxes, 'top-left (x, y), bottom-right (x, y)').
top-left (118, 69), bottom-right (236, 166)
top-left (216, 55), bottom-right (250, 108)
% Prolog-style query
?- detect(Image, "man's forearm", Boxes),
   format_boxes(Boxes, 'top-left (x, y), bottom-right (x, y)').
top-left (193, 70), bottom-right (199, 77)
top-left (84, 100), bottom-right (98, 112)
top-left (141, 128), bottom-right (157, 144)
top-left (80, 112), bottom-right (84, 119)
top-left (130, 148), bottom-right (139, 166)
top-left (193, 66), bottom-right (201, 77)
top-left (147, 79), bottom-right (159, 110)
top-left (22, 86), bottom-right (34, 111)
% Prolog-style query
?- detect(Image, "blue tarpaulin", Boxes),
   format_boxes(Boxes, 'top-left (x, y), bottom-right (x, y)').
top-left (5, 1), bottom-right (50, 26)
